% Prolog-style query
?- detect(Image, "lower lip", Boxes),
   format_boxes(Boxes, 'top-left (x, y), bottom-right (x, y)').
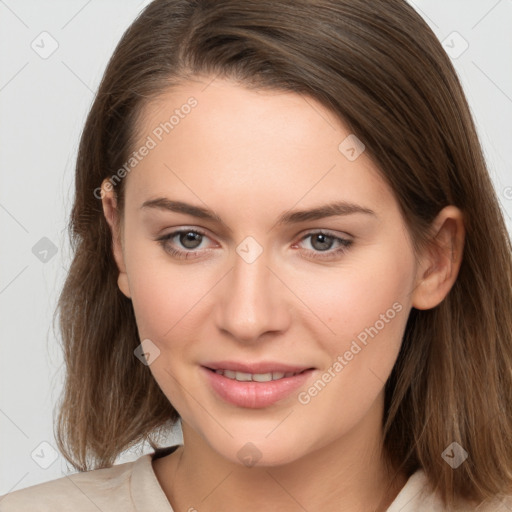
top-left (201, 366), bottom-right (314, 409)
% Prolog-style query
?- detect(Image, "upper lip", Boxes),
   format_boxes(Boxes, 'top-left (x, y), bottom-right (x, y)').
top-left (203, 361), bottom-right (313, 374)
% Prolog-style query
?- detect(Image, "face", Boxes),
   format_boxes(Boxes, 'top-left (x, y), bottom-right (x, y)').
top-left (105, 77), bottom-right (421, 467)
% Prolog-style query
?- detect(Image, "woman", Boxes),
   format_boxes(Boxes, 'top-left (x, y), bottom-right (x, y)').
top-left (2, 0), bottom-right (511, 510)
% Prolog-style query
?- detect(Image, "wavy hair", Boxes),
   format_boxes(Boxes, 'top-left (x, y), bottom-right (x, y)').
top-left (54, 0), bottom-right (512, 507)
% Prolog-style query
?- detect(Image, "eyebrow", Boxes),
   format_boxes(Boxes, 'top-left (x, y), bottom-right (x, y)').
top-left (140, 197), bottom-right (376, 228)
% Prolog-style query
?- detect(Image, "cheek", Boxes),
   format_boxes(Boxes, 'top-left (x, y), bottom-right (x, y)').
top-left (126, 256), bottom-right (214, 406)
top-left (292, 248), bottom-right (413, 427)
top-left (129, 267), bottom-right (213, 342)
top-left (291, 238), bottom-right (415, 395)
top-left (123, 230), bottom-right (211, 341)
top-left (298, 243), bottom-right (413, 339)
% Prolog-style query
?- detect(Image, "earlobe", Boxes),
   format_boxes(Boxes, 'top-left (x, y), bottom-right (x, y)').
top-left (412, 206), bottom-right (465, 310)
top-left (100, 180), bottom-right (132, 299)
top-left (117, 273), bottom-right (131, 299)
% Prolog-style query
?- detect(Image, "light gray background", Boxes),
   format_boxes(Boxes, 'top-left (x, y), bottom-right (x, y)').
top-left (1, 0), bottom-right (511, 495)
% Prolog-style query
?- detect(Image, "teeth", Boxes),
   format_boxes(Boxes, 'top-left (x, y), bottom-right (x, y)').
top-left (252, 373), bottom-right (273, 382)
top-left (215, 369), bottom-right (300, 381)
top-left (223, 369), bottom-right (237, 379)
top-left (235, 371), bottom-right (252, 381)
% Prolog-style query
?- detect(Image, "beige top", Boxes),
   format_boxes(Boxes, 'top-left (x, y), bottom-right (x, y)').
top-left (1, 445), bottom-right (511, 511)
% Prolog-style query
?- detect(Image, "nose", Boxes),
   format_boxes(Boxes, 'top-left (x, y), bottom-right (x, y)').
top-left (214, 244), bottom-right (292, 343)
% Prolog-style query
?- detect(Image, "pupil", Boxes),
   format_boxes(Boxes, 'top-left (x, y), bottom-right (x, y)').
top-left (181, 232), bottom-right (201, 249)
top-left (313, 234), bottom-right (332, 251)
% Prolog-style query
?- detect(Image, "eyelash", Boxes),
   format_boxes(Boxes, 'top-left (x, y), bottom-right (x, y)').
top-left (156, 229), bottom-right (353, 261)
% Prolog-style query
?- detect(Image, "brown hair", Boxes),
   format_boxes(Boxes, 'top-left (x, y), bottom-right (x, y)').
top-left (54, 0), bottom-right (512, 507)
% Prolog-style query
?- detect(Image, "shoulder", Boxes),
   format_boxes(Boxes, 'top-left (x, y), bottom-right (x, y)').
top-left (0, 456), bottom-right (140, 511)
top-left (387, 469), bottom-right (512, 511)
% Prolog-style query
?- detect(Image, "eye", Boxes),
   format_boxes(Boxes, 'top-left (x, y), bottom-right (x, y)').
top-left (156, 228), bottom-right (353, 262)
top-left (157, 228), bottom-right (213, 260)
top-left (295, 231), bottom-right (353, 260)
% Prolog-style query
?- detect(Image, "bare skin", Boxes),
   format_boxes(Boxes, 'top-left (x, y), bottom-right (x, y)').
top-left (101, 77), bottom-right (465, 512)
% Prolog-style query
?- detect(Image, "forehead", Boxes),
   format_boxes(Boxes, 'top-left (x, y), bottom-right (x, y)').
top-left (124, 78), bottom-right (395, 221)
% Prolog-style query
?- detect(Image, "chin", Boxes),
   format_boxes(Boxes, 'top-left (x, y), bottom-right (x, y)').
top-left (205, 431), bottom-right (312, 469)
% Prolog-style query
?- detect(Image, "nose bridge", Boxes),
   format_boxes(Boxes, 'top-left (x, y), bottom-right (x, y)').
top-left (215, 237), bottom-right (289, 341)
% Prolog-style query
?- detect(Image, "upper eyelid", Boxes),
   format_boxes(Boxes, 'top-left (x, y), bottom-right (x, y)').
top-left (298, 228), bottom-right (351, 239)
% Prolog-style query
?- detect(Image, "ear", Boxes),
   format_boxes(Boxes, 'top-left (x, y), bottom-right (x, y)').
top-left (411, 206), bottom-right (465, 310)
top-left (100, 180), bottom-right (131, 298)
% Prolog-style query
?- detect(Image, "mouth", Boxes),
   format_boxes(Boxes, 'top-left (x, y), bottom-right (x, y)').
top-left (201, 362), bottom-right (315, 409)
